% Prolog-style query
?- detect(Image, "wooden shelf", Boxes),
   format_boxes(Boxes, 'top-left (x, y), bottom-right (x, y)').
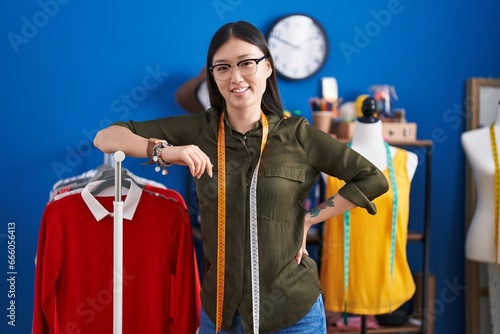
top-left (336, 137), bottom-right (433, 147)
top-left (384, 139), bottom-right (433, 147)
top-left (328, 322), bottom-right (422, 333)
top-left (408, 231), bottom-right (424, 241)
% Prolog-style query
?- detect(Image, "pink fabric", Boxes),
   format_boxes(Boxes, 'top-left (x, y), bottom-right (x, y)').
top-left (333, 315), bottom-right (380, 330)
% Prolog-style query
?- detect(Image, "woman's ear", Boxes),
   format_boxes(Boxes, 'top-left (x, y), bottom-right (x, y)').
top-left (265, 59), bottom-right (273, 78)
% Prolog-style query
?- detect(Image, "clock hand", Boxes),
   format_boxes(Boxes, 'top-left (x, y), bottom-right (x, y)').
top-left (297, 35), bottom-right (319, 48)
top-left (269, 34), bottom-right (299, 49)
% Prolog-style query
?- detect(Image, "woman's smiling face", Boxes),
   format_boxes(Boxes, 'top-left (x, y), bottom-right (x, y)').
top-left (211, 37), bottom-right (272, 112)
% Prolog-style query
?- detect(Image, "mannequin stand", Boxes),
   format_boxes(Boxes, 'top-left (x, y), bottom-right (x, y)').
top-left (361, 315), bottom-right (367, 333)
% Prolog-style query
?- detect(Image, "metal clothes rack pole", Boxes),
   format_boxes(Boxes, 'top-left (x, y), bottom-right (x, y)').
top-left (361, 315), bottom-right (367, 333)
top-left (113, 151), bottom-right (125, 334)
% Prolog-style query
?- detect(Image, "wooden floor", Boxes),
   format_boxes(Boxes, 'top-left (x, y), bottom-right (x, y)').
top-left (328, 322), bottom-right (422, 333)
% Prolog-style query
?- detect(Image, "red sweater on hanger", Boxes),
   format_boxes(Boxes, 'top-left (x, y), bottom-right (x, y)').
top-left (32, 181), bottom-right (200, 333)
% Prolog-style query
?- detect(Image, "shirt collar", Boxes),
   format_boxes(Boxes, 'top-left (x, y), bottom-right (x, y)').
top-left (222, 110), bottom-right (281, 135)
top-left (81, 179), bottom-right (142, 222)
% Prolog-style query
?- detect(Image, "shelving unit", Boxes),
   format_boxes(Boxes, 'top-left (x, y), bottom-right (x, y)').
top-left (313, 139), bottom-right (433, 334)
top-left (391, 140), bottom-right (433, 334)
top-left (329, 324), bottom-right (422, 334)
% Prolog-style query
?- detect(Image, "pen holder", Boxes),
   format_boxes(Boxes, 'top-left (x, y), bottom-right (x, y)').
top-left (312, 111), bottom-right (333, 133)
top-left (309, 97), bottom-right (340, 133)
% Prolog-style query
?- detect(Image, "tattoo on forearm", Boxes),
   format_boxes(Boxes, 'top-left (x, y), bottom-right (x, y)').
top-left (308, 196), bottom-right (335, 218)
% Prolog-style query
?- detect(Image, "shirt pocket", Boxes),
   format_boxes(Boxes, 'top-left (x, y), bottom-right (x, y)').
top-left (264, 165), bottom-right (306, 183)
top-left (260, 165), bottom-right (306, 222)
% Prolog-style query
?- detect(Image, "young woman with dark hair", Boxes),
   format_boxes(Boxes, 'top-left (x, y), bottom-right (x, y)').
top-left (94, 21), bottom-right (388, 334)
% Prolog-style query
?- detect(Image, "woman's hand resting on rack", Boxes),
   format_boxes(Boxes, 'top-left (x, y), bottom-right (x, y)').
top-left (161, 145), bottom-right (213, 179)
top-left (94, 125), bottom-right (212, 179)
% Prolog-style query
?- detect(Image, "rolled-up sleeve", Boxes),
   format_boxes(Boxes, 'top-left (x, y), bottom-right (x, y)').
top-left (298, 119), bottom-right (389, 214)
top-left (113, 110), bottom-right (214, 145)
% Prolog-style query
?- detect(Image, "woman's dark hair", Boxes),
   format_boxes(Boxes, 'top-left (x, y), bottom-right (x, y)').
top-left (205, 21), bottom-right (283, 117)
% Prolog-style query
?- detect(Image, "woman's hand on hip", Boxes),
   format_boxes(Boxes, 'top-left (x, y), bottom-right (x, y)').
top-left (296, 214), bottom-right (313, 264)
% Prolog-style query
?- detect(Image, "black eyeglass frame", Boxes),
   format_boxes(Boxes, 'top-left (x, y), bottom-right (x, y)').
top-left (209, 55), bottom-right (268, 79)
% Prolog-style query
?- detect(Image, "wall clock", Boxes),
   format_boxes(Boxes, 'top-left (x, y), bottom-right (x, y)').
top-left (267, 14), bottom-right (329, 80)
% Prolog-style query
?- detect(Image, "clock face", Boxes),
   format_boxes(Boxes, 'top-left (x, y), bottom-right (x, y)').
top-left (267, 14), bottom-right (328, 80)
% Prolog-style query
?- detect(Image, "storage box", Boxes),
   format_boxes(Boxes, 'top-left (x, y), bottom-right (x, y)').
top-left (332, 121), bottom-right (417, 142)
top-left (382, 122), bottom-right (417, 142)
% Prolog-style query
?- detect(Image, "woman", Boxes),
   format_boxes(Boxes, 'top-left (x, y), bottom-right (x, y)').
top-left (94, 21), bottom-right (388, 334)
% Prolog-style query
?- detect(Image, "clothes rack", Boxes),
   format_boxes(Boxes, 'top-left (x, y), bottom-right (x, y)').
top-left (113, 151), bottom-right (125, 334)
top-left (33, 151), bottom-right (202, 333)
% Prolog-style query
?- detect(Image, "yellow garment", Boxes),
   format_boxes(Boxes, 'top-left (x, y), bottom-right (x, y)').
top-left (320, 148), bottom-right (415, 315)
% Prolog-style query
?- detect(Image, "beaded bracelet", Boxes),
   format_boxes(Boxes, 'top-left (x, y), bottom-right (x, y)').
top-left (153, 142), bottom-right (173, 175)
top-left (145, 139), bottom-right (173, 175)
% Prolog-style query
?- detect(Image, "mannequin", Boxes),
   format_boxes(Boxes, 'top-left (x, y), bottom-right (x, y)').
top-left (320, 97), bottom-right (418, 328)
top-left (461, 104), bottom-right (500, 263)
top-left (350, 98), bottom-right (418, 178)
top-left (461, 101), bottom-right (500, 334)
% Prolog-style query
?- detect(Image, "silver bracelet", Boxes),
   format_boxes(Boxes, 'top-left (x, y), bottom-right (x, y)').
top-left (152, 140), bottom-right (173, 175)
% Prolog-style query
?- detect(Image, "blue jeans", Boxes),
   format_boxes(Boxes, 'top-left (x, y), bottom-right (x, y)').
top-left (199, 295), bottom-right (326, 333)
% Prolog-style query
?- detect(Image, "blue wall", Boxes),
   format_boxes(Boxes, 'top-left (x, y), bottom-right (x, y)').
top-left (1, 0), bottom-right (500, 333)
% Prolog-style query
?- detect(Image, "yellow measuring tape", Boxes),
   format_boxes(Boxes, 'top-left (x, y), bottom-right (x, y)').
top-left (216, 113), bottom-right (226, 333)
top-left (489, 124), bottom-right (499, 266)
top-left (216, 111), bottom-right (268, 333)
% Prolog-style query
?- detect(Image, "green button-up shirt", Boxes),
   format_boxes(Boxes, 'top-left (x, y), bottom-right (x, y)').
top-left (116, 108), bottom-right (388, 332)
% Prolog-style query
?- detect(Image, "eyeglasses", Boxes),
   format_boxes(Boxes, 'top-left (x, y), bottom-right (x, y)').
top-left (209, 55), bottom-right (268, 80)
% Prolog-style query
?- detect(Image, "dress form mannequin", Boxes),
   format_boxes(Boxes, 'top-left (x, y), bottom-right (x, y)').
top-left (350, 98), bottom-right (418, 179)
top-left (461, 105), bottom-right (500, 263)
top-left (461, 102), bottom-right (500, 334)
top-left (321, 98), bottom-right (419, 329)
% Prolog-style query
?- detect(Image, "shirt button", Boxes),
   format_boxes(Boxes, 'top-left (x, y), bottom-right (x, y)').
top-left (243, 135), bottom-right (247, 140)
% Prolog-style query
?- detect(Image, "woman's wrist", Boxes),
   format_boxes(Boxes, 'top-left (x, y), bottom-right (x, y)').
top-left (304, 212), bottom-right (314, 228)
top-left (159, 145), bottom-right (173, 165)
top-left (146, 138), bottom-right (173, 175)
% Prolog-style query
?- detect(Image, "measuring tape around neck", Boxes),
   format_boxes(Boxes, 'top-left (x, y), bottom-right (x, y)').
top-left (216, 111), bottom-right (268, 333)
top-left (215, 113), bottom-right (226, 333)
